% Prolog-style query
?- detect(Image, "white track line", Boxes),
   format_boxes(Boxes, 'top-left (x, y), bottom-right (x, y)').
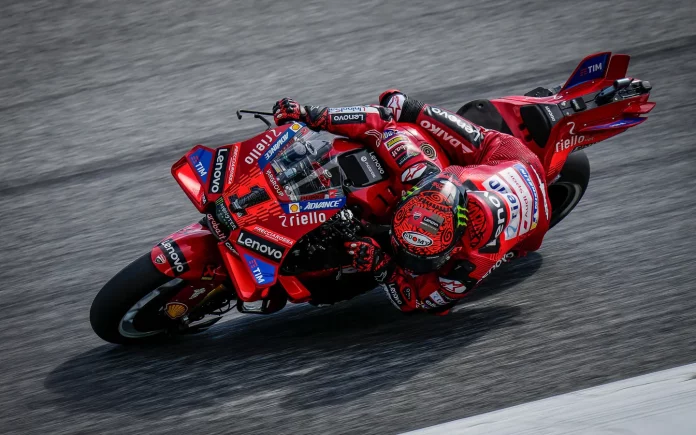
top-left (403, 363), bottom-right (696, 435)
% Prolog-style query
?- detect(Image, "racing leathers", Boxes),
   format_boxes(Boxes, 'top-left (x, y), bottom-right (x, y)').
top-left (272, 91), bottom-right (551, 313)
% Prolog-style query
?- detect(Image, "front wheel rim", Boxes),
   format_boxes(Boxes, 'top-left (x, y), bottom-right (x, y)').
top-left (118, 279), bottom-right (183, 339)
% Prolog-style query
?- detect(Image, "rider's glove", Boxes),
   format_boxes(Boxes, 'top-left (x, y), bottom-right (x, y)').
top-left (273, 98), bottom-right (305, 125)
top-left (344, 237), bottom-right (393, 282)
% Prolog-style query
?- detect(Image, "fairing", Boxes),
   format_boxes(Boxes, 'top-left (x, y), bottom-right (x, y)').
top-left (150, 221), bottom-right (227, 283)
top-left (488, 52), bottom-right (654, 181)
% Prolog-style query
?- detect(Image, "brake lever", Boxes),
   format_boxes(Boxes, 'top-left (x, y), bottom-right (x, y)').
top-left (236, 110), bottom-right (274, 130)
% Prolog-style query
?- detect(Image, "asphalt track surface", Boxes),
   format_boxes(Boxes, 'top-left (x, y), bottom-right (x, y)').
top-left (1, 1), bottom-right (695, 434)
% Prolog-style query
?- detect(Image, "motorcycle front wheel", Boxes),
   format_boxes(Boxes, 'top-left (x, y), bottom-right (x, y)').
top-left (90, 253), bottom-right (181, 344)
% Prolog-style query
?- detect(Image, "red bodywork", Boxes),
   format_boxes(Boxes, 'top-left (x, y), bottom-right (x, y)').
top-left (489, 52), bottom-right (654, 180)
top-left (152, 52), bottom-right (654, 313)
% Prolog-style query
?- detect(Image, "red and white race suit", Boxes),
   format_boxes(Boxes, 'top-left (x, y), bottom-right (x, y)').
top-left (298, 91), bottom-right (552, 313)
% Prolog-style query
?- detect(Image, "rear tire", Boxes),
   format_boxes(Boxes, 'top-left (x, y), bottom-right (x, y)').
top-left (548, 151), bottom-right (591, 228)
top-left (90, 253), bottom-right (174, 344)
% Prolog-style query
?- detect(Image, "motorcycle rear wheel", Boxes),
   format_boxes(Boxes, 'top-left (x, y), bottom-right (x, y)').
top-left (90, 253), bottom-right (178, 344)
top-left (548, 150), bottom-right (591, 228)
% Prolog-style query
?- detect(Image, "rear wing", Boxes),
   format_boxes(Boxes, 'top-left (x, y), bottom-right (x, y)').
top-left (559, 52), bottom-right (631, 93)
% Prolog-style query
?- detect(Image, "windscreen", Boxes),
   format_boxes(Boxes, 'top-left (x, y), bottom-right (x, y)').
top-left (263, 126), bottom-right (345, 203)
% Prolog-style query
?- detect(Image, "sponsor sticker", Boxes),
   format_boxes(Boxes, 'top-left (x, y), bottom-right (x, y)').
top-left (237, 230), bottom-right (286, 262)
top-left (481, 191), bottom-right (508, 243)
top-left (529, 165), bottom-right (549, 219)
top-left (201, 263), bottom-right (217, 281)
top-left (280, 197), bottom-right (346, 213)
top-left (396, 148), bottom-right (420, 167)
top-left (280, 211), bottom-right (327, 227)
top-left (420, 143), bottom-right (437, 160)
top-left (383, 283), bottom-right (405, 309)
top-left (227, 145), bottom-right (239, 184)
top-left (383, 129), bottom-right (399, 140)
top-left (386, 94), bottom-right (405, 120)
top-left (244, 129), bottom-right (281, 165)
top-left (331, 113), bottom-right (366, 124)
top-left (251, 225), bottom-right (294, 246)
top-left (564, 53), bottom-right (609, 89)
top-left (369, 152), bottom-right (385, 175)
top-left (206, 212), bottom-right (229, 241)
top-left (258, 123), bottom-right (301, 169)
top-left (189, 288), bottom-right (207, 299)
top-left (328, 106), bottom-right (366, 113)
top-left (428, 291), bottom-right (448, 306)
top-left (439, 277), bottom-right (467, 294)
top-left (419, 119), bottom-right (474, 153)
top-left (500, 167), bottom-right (534, 236)
top-left (402, 231), bottom-right (433, 247)
top-left (384, 136), bottom-right (404, 150)
top-left (481, 252), bottom-right (515, 279)
top-left (158, 238), bottom-right (190, 275)
top-left (483, 175), bottom-right (520, 240)
top-left (425, 106), bottom-right (482, 147)
top-left (209, 147), bottom-right (229, 194)
top-left (214, 197), bottom-right (238, 231)
top-left (409, 205), bottom-right (443, 235)
top-left (223, 240), bottom-right (238, 255)
top-left (165, 302), bottom-right (188, 319)
top-left (243, 253), bottom-right (277, 285)
top-left (401, 162), bottom-right (430, 183)
top-left (514, 164), bottom-right (540, 229)
top-left (265, 168), bottom-right (286, 198)
top-left (189, 148), bottom-right (213, 184)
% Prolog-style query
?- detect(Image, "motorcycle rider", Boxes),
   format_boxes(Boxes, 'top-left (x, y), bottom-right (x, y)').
top-left (272, 91), bottom-right (551, 313)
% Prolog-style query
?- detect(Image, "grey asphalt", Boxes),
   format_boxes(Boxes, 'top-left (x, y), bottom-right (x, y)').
top-left (1, 1), bottom-right (695, 434)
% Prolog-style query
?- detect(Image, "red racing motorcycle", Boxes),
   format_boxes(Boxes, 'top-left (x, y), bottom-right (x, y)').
top-left (90, 52), bottom-right (654, 344)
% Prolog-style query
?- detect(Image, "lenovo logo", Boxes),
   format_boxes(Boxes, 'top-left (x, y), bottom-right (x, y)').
top-left (209, 148), bottom-right (229, 194)
top-left (236, 231), bottom-right (285, 262)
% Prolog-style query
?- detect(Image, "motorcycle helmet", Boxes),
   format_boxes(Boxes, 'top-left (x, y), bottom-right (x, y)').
top-left (390, 171), bottom-right (469, 275)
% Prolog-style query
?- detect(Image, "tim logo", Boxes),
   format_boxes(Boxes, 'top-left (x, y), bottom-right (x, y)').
top-left (579, 62), bottom-right (602, 77)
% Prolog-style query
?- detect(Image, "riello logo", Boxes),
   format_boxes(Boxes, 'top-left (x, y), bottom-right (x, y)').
top-left (555, 134), bottom-right (586, 152)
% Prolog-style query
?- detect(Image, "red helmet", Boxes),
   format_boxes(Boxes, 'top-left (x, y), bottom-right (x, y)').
top-left (391, 172), bottom-right (469, 274)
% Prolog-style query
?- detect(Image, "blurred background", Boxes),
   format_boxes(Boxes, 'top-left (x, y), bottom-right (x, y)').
top-left (1, 0), bottom-right (695, 433)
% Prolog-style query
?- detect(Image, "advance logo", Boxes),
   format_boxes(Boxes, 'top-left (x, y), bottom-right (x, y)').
top-left (237, 230), bottom-right (286, 262)
top-left (281, 197), bottom-right (346, 213)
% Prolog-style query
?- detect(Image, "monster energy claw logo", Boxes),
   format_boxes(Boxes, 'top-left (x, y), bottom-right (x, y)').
top-left (456, 205), bottom-right (468, 228)
top-left (402, 185), bottom-right (421, 200)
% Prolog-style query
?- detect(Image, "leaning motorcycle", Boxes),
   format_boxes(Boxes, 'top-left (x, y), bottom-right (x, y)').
top-left (90, 52), bottom-right (654, 344)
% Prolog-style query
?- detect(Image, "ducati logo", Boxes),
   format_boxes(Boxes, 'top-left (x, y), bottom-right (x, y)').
top-left (155, 254), bottom-right (166, 264)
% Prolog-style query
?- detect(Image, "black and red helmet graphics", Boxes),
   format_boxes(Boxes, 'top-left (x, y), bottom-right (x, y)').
top-left (391, 173), bottom-right (468, 274)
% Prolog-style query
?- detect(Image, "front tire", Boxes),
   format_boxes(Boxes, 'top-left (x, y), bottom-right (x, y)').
top-left (90, 253), bottom-right (175, 344)
top-left (548, 150), bottom-right (591, 228)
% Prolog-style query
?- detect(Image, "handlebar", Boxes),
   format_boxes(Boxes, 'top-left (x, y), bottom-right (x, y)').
top-left (236, 109), bottom-right (274, 129)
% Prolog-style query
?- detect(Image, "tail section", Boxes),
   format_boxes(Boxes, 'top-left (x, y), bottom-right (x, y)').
top-left (560, 52), bottom-right (611, 92)
top-left (489, 51), bottom-right (655, 181)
